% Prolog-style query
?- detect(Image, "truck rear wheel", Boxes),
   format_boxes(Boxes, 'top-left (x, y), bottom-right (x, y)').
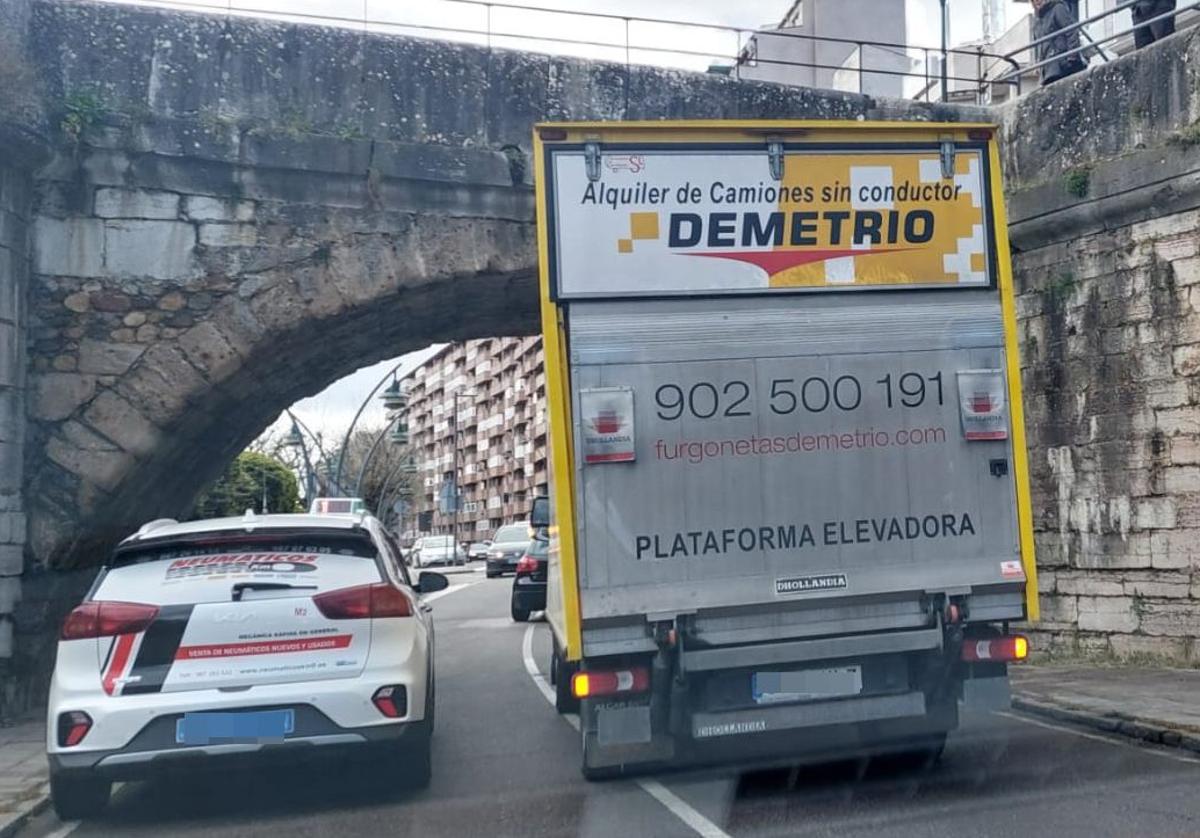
top-left (551, 648), bottom-right (579, 714)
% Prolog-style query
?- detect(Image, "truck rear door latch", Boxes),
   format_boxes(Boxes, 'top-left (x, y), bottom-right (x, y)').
top-left (584, 141), bottom-right (601, 182)
top-left (767, 140), bottom-right (784, 181)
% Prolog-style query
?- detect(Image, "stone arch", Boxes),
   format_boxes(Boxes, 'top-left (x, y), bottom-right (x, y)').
top-left (28, 210), bottom-right (537, 568)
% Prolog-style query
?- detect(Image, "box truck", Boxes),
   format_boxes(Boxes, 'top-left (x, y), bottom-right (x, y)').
top-left (531, 121), bottom-right (1036, 778)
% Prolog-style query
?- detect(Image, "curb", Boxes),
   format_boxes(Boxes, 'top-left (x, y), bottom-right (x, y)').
top-left (1012, 695), bottom-right (1200, 754)
top-left (0, 782), bottom-right (50, 838)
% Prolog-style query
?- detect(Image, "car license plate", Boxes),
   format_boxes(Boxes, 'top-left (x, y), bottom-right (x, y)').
top-left (752, 666), bottom-right (862, 705)
top-left (175, 709), bottom-right (295, 745)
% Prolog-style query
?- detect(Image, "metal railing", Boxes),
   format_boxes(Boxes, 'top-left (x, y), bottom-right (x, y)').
top-left (92, 0), bottom-right (1198, 106)
top-left (995, 0), bottom-right (1200, 86)
top-left (95, 0), bottom-right (1017, 103)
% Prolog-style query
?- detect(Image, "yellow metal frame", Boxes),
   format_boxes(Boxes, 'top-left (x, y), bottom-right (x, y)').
top-left (533, 121), bottom-right (1039, 660)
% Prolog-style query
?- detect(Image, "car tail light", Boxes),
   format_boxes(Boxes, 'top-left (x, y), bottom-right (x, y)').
top-left (571, 667), bottom-right (650, 699)
top-left (515, 555), bottom-right (539, 574)
top-left (60, 601), bottom-right (159, 640)
top-left (371, 685), bottom-right (408, 718)
top-left (313, 583), bottom-right (413, 619)
top-left (961, 635), bottom-right (1028, 663)
top-left (57, 711), bottom-right (93, 747)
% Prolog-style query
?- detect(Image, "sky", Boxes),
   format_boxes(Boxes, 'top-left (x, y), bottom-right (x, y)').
top-left (95, 0), bottom-right (1033, 443)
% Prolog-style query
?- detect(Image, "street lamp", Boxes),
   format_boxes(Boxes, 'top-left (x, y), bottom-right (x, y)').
top-left (332, 362), bottom-right (413, 492)
top-left (283, 410), bottom-right (318, 504)
top-left (352, 409), bottom-right (411, 499)
top-left (446, 390), bottom-right (477, 547)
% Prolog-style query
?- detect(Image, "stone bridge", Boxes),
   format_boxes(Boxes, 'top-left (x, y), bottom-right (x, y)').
top-left (2, 0), bottom-right (1200, 712)
top-left (0, 0), bottom-right (978, 708)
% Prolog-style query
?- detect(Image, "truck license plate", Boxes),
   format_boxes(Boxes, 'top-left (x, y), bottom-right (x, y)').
top-left (752, 666), bottom-right (862, 705)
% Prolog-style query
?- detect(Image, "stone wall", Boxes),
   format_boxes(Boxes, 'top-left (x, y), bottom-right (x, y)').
top-left (0, 151), bottom-right (33, 667)
top-left (1002, 29), bottom-right (1200, 662)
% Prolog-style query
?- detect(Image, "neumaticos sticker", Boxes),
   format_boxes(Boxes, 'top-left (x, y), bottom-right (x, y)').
top-left (551, 146), bottom-right (993, 298)
top-left (164, 553), bottom-right (320, 579)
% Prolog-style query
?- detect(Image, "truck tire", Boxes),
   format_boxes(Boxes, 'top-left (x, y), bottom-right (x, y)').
top-left (50, 773), bottom-right (111, 820)
top-left (551, 649), bottom-right (579, 714)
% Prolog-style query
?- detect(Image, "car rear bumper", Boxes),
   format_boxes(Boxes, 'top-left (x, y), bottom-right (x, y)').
top-left (49, 706), bottom-right (424, 780)
top-left (512, 577), bottom-right (547, 611)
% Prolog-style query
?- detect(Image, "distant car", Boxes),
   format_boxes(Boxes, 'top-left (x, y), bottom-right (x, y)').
top-left (309, 497), bottom-right (367, 515)
top-left (46, 511), bottom-right (448, 820)
top-left (410, 535), bottom-right (465, 568)
top-left (467, 541), bottom-right (492, 561)
top-left (486, 523), bottom-right (531, 578)
top-left (510, 538), bottom-right (548, 622)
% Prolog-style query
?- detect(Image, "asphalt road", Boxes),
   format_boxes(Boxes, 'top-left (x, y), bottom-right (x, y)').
top-left (22, 574), bottom-right (1200, 838)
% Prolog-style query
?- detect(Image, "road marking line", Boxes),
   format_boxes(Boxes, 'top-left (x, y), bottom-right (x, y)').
top-left (422, 581), bottom-right (479, 604)
top-left (520, 624), bottom-right (731, 838)
top-left (999, 710), bottom-right (1200, 764)
top-left (521, 622), bottom-right (564, 714)
top-left (637, 779), bottom-right (733, 838)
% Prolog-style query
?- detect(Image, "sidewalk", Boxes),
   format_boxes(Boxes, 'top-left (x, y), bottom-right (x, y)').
top-left (0, 720), bottom-right (48, 838)
top-left (1010, 663), bottom-right (1200, 749)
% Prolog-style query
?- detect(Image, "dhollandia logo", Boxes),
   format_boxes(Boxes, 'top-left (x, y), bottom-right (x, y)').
top-left (615, 209), bottom-right (935, 276)
top-left (589, 409), bottom-right (624, 435)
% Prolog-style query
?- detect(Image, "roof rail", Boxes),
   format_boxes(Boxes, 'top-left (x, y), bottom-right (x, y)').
top-left (135, 518), bottom-right (178, 537)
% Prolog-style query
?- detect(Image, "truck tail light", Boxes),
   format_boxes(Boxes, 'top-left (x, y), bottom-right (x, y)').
top-left (961, 635), bottom-right (1028, 663)
top-left (571, 666), bottom-right (650, 699)
top-left (57, 711), bottom-right (93, 747)
top-left (314, 583), bottom-right (413, 619)
top-left (61, 601), bottom-right (159, 640)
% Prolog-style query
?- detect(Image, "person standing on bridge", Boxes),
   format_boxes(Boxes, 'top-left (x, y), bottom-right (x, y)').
top-left (1031, 0), bottom-right (1087, 85)
top-left (1132, 0), bottom-right (1177, 48)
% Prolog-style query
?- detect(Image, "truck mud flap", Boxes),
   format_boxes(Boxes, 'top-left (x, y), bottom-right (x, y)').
top-left (691, 691), bottom-right (926, 740)
top-left (583, 699), bottom-right (675, 771)
top-left (961, 675), bottom-right (1012, 711)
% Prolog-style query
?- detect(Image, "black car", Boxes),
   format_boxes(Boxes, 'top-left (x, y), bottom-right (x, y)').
top-left (510, 539), bottom-right (548, 622)
top-left (486, 522), bottom-right (531, 578)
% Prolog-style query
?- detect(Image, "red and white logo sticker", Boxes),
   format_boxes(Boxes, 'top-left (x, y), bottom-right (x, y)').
top-left (1000, 560), bottom-right (1024, 579)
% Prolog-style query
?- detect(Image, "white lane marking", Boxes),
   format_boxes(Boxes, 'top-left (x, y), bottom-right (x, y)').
top-left (422, 581), bottom-right (478, 604)
top-left (637, 779), bottom-right (733, 838)
top-left (521, 622), bottom-right (567, 719)
top-left (520, 625), bottom-right (732, 838)
top-left (998, 710), bottom-right (1200, 765)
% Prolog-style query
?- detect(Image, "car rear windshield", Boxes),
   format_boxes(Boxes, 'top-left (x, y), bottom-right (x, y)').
top-left (422, 536), bottom-right (454, 547)
top-left (493, 525), bottom-right (529, 544)
top-left (111, 531), bottom-right (379, 569)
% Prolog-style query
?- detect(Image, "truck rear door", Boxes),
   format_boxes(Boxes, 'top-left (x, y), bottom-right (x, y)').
top-left (535, 123), bottom-right (1036, 655)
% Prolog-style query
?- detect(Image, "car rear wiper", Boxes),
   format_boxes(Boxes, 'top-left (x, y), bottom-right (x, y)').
top-left (231, 582), bottom-right (318, 601)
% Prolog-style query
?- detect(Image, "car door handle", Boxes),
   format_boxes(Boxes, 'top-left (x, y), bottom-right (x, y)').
top-left (420, 603), bottom-right (433, 613)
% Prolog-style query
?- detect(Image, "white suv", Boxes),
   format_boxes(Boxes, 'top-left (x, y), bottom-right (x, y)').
top-left (46, 511), bottom-right (447, 819)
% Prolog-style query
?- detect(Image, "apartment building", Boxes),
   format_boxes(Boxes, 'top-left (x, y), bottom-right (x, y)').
top-left (400, 337), bottom-right (548, 544)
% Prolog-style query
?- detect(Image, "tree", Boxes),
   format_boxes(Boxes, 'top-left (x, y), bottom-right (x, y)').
top-left (334, 426), bottom-right (420, 525)
top-left (191, 451), bottom-right (302, 519)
